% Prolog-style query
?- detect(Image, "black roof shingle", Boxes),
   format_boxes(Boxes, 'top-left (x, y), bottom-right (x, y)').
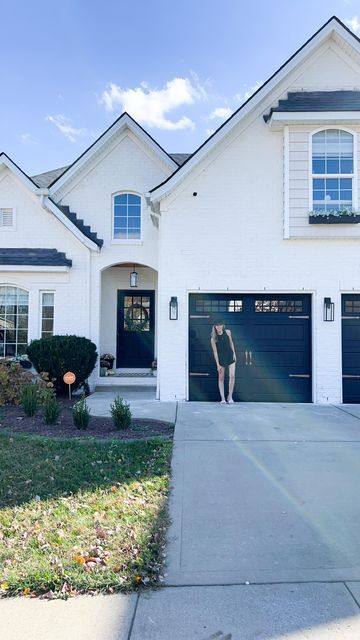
top-left (264, 91), bottom-right (360, 122)
top-left (0, 248), bottom-right (72, 267)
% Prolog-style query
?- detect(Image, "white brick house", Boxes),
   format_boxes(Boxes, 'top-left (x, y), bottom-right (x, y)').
top-left (2, 16), bottom-right (360, 403)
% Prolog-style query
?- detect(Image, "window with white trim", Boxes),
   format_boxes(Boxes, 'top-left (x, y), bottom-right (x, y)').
top-left (312, 129), bottom-right (354, 212)
top-left (113, 193), bottom-right (141, 239)
top-left (0, 285), bottom-right (28, 356)
top-left (0, 208), bottom-right (14, 228)
top-left (41, 292), bottom-right (54, 338)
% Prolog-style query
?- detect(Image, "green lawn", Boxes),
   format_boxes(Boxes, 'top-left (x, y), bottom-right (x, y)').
top-left (0, 433), bottom-right (172, 597)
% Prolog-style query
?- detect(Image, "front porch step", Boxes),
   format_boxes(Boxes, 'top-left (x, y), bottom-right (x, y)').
top-left (95, 376), bottom-right (156, 387)
top-left (95, 384), bottom-right (156, 393)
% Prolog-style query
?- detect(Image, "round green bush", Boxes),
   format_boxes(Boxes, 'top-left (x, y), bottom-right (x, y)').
top-left (27, 335), bottom-right (98, 395)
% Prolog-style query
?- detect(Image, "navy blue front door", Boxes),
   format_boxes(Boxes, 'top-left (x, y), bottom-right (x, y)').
top-left (117, 291), bottom-right (155, 368)
top-left (189, 293), bottom-right (312, 402)
top-left (342, 295), bottom-right (360, 403)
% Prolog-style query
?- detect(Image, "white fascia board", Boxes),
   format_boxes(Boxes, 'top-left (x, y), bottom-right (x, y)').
top-left (49, 114), bottom-right (178, 196)
top-left (268, 111), bottom-right (360, 129)
top-left (0, 265), bottom-right (69, 272)
top-left (0, 155), bottom-right (39, 195)
top-left (150, 19), bottom-right (360, 204)
top-left (44, 197), bottom-right (99, 252)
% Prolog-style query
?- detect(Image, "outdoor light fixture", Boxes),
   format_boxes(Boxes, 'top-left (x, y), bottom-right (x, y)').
top-left (169, 296), bottom-right (178, 320)
top-left (324, 297), bottom-right (334, 322)
top-left (130, 266), bottom-right (138, 288)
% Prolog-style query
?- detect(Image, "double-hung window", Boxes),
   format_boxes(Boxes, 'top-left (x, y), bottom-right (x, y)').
top-left (312, 129), bottom-right (354, 213)
top-left (41, 292), bottom-right (54, 338)
top-left (113, 193), bottom-right (141, 240)
top-left (0, 286), bottom-right (28, 356)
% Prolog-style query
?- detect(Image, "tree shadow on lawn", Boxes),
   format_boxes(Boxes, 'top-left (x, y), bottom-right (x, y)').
top-left (0, 432), bottom-right (172, 509)
top-left (0, 433), bottom-right (172, 595)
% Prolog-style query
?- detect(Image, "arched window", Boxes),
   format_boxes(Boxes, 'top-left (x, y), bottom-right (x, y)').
top-left (113, 193), bottom-right (141, 240)
top-left (312, 129), bottom-right (354, 212)
top-left (0, 286), bottom-right (29, 357)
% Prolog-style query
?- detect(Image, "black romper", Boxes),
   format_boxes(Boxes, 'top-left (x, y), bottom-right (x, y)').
top-left (216, 331), bottom-right (235, 367)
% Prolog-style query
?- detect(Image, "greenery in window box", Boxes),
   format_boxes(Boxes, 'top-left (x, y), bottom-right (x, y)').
top-left (309, 209), bottom-right (360, 224)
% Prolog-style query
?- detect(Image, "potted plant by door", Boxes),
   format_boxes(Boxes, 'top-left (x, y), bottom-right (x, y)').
top-left (100, 353), bottom-right (115, 370)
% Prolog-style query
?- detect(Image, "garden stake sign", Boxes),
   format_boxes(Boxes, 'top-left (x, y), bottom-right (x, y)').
top-left (63, 371), bottom-right (76, 399)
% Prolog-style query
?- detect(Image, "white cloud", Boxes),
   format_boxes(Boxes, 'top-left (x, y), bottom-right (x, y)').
top-left (46, 114), bottom-right (87, 143)
top-left (99, 76), bottom-right (207, 130)
top-left (235, 81), bottom-right (263, 103)
top-left (209, 107), bottom-right (233, 120)
top-left (21, 133), bottom-right (37, 145)
top-left (345, 16), bottom-right (360, 32)
top-left (206, 128), bottom-right (216, 136)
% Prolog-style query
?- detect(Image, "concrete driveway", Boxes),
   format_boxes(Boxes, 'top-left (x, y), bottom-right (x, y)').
top-left (2, 402), bottom-right (360, 639)
top-left (166, 402), bottom-right (360, 586)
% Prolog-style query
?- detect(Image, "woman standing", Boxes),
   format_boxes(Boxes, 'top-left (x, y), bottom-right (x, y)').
top-left (210, 320), bottom-right (237, 403)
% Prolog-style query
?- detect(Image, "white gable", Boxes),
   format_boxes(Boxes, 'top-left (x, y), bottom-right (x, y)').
top-left (291, 42), bottom-right (360, 90)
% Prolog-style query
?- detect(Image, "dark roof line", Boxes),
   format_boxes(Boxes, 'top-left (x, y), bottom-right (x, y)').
top-left (149, 15), bottom-right (358, 194)
top-left (30, 153), bottom-right (192, 188)
top-left (0, 248), bottom-right (72, 267)
top-left (0, 152), bottom-right (40, 188)
top-left (47, 112), bottom-right (180, 189)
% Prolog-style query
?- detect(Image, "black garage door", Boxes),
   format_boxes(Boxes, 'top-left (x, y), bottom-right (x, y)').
top-left (189, 293), bottom-right (312, 402)
top-left (342, 295), bottom-right (360, 403)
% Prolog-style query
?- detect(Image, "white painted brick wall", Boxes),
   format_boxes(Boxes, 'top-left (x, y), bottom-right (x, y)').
top-left (0, 170), bottom-right (90, 341)
top-left (156, 121), bottom-right (358, 404)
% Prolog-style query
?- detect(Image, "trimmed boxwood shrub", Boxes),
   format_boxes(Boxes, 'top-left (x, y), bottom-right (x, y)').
top-left (27, 335), bottom-right (98, 395)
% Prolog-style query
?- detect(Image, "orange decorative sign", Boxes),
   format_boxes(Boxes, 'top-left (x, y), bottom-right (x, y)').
top-left (63, 372), bottom-right (76, 385)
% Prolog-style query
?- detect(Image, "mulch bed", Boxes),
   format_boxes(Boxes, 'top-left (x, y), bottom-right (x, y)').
top-left (0, 397), bottom-right (174, 440)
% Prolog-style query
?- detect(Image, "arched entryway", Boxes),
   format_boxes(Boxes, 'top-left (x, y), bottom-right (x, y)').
top-left (100, 263), bottom-right (158, 371)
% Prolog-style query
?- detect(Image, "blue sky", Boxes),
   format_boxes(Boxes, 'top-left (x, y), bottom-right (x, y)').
top-left (1, 0), bottom-right (359, 175)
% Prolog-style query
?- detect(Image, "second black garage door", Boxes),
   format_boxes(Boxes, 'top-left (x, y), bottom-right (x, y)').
top-left (189, 293), bottom-right (312, 402)
top-left (342, 295), bottom-right (360, 403)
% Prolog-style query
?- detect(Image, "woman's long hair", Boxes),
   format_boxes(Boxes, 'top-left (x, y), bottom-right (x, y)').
top-left (211, 322), bottom-right (225, 341)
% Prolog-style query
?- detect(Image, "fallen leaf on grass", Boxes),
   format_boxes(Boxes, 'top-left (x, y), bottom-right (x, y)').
top-left (72, 556), bottom-right (86, 565)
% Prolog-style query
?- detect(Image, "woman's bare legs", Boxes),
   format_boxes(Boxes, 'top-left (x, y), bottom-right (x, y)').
top-left (227, 362), bottom-right (236, 402)
top-left (217, 366), bottom-right (226, 402)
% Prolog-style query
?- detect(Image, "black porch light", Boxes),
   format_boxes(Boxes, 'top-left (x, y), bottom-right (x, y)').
top-left (324, 297), bottom-right (334, 322)
top-left (130, 266), bottom-right (138, 288)
top-left (169, 296), bottom-right (178, 320)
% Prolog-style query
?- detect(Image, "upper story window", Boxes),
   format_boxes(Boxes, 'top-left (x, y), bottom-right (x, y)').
top-left (113, 193), bottom-right (141, 240)
top-left (312, 129), bottom-right (354, 212)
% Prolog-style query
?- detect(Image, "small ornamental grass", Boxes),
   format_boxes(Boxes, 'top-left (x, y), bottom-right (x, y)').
top-left (43, 391), bottom-right (61, 425)
top-left (72, 396), bottom-right (90, 430)
top-left (20, 384), bottom-right (38, 417)
top-left (110, 397), bottom-right (132, 430)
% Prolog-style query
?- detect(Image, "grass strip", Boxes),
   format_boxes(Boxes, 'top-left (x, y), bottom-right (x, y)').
top-left (0, 433), bottom-right (172, 597)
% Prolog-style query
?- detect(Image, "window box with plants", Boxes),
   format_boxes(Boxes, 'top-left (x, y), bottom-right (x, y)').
top-left (309, 209), bottom-right (360, 224)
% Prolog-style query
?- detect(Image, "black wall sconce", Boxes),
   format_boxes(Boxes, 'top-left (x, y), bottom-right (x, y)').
top-left (169, 296), bottom-right (178, 320)
top-left (130, 266), bottom-right (138, 288)
top-left (324, 297), bottom-right (334, 322)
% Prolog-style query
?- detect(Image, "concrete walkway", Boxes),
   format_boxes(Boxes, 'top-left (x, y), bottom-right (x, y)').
top-left (1, 403), bottom-right (360, 639)
top-left (86, 389), bottom-right (177, 423)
